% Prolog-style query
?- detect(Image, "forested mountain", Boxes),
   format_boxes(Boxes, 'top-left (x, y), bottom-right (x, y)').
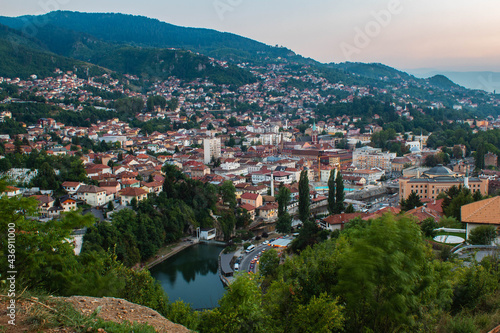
top-left (0, 11), bottom-right (303, 64)
top-left (0, 21), bottom-right (256, 85)
top-left (333, 62), bottom-right (413, 81)
top-left (0, 11), bottom-right (477, 92)
top-left (0, 24), bottom-right (107, 79)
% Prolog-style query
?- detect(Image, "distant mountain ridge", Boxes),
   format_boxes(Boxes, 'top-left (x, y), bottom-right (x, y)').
top-left (0, 11), bottom-right (302, 64)
top-left (0, 10), bottom-right (482, 94)
top-left (0, 20), bottom-right (257, 86)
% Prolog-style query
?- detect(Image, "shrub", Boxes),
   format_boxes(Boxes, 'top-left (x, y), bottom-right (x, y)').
top-left (469, 226), bottom-right (497, 245)
top-left (445, 317), bottom-right (479, 333)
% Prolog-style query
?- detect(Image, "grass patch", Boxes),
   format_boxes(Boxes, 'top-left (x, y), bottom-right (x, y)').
top-left (436, 231), bottom-right (466, 238)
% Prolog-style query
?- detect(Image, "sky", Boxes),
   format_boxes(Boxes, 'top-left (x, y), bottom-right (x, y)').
top-left (2, 0), bottom-right (500, 73)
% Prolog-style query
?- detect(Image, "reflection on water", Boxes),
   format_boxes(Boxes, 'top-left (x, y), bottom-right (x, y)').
top-left (150, 243), bottom-right (226, 309)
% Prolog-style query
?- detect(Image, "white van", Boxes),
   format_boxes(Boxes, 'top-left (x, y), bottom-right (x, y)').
top-left (234, 263), bottom-right (239, 271)
top-left (245, 244), bottom-right (255, 253)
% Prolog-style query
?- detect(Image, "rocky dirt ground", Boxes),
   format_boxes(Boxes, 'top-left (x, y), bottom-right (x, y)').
top-left (0, 294), bottom-right (190, 332)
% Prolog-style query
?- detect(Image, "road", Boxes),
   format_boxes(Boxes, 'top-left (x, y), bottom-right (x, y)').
top-left (239, 243), bottom-right (270, 274)
top-left (457, 248), bottom-right (500, 265)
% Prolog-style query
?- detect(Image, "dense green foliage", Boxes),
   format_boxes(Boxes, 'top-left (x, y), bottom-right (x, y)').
top-left (298, 170), bottom-right (310, 223)
top-left (0, 29), bottom-right (104, 80)
top-left (400, 191), bottom-right (424, 212)
top-left (0, 182), bottom-right (168, 312)
top-left (468, 225), bottom-right (497, 245)
top-left (334, 172), bottom-right (345, 214)
top-left (220, 180), bottom-right (237, 209)
top-left (276, 186), bottom-right (292, 234)
top-left (0, 102), bottom-right (119, 130)
top-left (327, 169), bottom-right (336, 215)
top-left (0, 15), bottom-right (258, 86)
top-left (427, 128), bottom-right (500, 156)
top-left (440, 186), bottom-right (485, 221)
top-left (421, 217), bottom-right (439, 238)
top-left (84, 45), bottom-right (257, 86)
top-left (1, 149), bottom-right (88, 191)
top-left (2, 180), bottom-right (499, 332)
top-left (199, 214), bottom-right (500, 332)
top-left (0, 11), bottom-right (299, 65)
top-left (83, 165), bottom-right (218, 266)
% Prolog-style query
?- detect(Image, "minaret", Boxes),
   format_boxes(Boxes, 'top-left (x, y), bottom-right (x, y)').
top-left (420, 129), bottom-right (423, 150)
top-left (464, 165), bottom-right (469, 189)
top-left (271, 170), bottom-right (275, 197)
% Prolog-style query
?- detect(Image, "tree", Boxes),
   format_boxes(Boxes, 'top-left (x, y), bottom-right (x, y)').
top-left (199, 275), bottom-right (266, 333)
top-left (475, 142), bottom-right (486, 170)
top-left (334, 172), bottom-right (345, 214)
top-left (444, 188), bottom-right (473, 220)
top-left (337, 214), bottom-right (451, 332)
top-left (276, 186), bottom-right (291, 216)
top-left (235, 208), bottom-right (252, 229)
top-left (327, 169), bottom-right (336, 215)
top-left (298, 170), bottom-right (310, 223)
top-left (438, 216), bottom-right (462, 229)
top-left (468, 226), bottom-right (497, 245)
top-left (219, 210), bottom-right (236, 241)
top-left (289, 293), bottom-right (344, 333)
top-left (276, 186), bottom-right (292, 234)
top-left (421, 217), bottom-right (439, 238)
top-left (400, 191), bottom-right (423, 211)
top-left (220, 180), bottom-right (237, 209)
top-left (453, 145), bottom-right (463, 159)
top-left (345, 203), bottom-right (355, 213)
top-left (167, 98), bottom-right (179, 111)
top-left (259, 248), bottom-right (280, 278)
top-left (276, 212), bottom-right (292, 234)
top-left (146, 95), bottom-right (167, 112)
top-left (32, 161), bottom-right (59, 190)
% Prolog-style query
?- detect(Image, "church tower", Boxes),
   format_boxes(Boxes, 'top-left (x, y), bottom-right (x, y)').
top-left (311, 120), bottom-right (318, 144)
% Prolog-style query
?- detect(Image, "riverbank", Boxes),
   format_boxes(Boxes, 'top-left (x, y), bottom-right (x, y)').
top-left (144, 237), bottom-right (199, 269)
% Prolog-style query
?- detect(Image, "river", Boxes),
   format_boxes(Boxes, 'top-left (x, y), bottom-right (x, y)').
top-left (149, 243), bottom-right (226, 310)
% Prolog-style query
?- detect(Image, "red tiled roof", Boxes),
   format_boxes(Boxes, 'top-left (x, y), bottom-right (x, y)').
top-left (240, 203), bottom-right (256, 211)
top-left (241, 192), bottom-right (260, 200)
top-left (362, 207), bottom-right (401, 220)
top-left (461, 196), bottom-right (500, 225)
top-left (257, 202), bottom-right (278, 210)
top-left (119, 187), bottom-right (148, 197)
top-left (323, 212), bottom-right (366, 225)
top-left (62, 181), bottom-right (81, 187)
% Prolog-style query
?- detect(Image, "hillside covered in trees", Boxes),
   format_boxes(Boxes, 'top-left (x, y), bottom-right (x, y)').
top-left (2, 178), bottom-right (499, 332)
top-left (0, 21), bottom-right (256, 86)
top-left (0, 11), bottom-right (300, 65)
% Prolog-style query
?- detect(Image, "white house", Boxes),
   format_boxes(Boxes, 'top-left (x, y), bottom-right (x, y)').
top-left (76, 185), bottom-right (108, 207)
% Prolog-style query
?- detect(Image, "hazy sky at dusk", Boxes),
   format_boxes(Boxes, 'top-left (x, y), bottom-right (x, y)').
top-left (2, 0), bottom-right (500, 71)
